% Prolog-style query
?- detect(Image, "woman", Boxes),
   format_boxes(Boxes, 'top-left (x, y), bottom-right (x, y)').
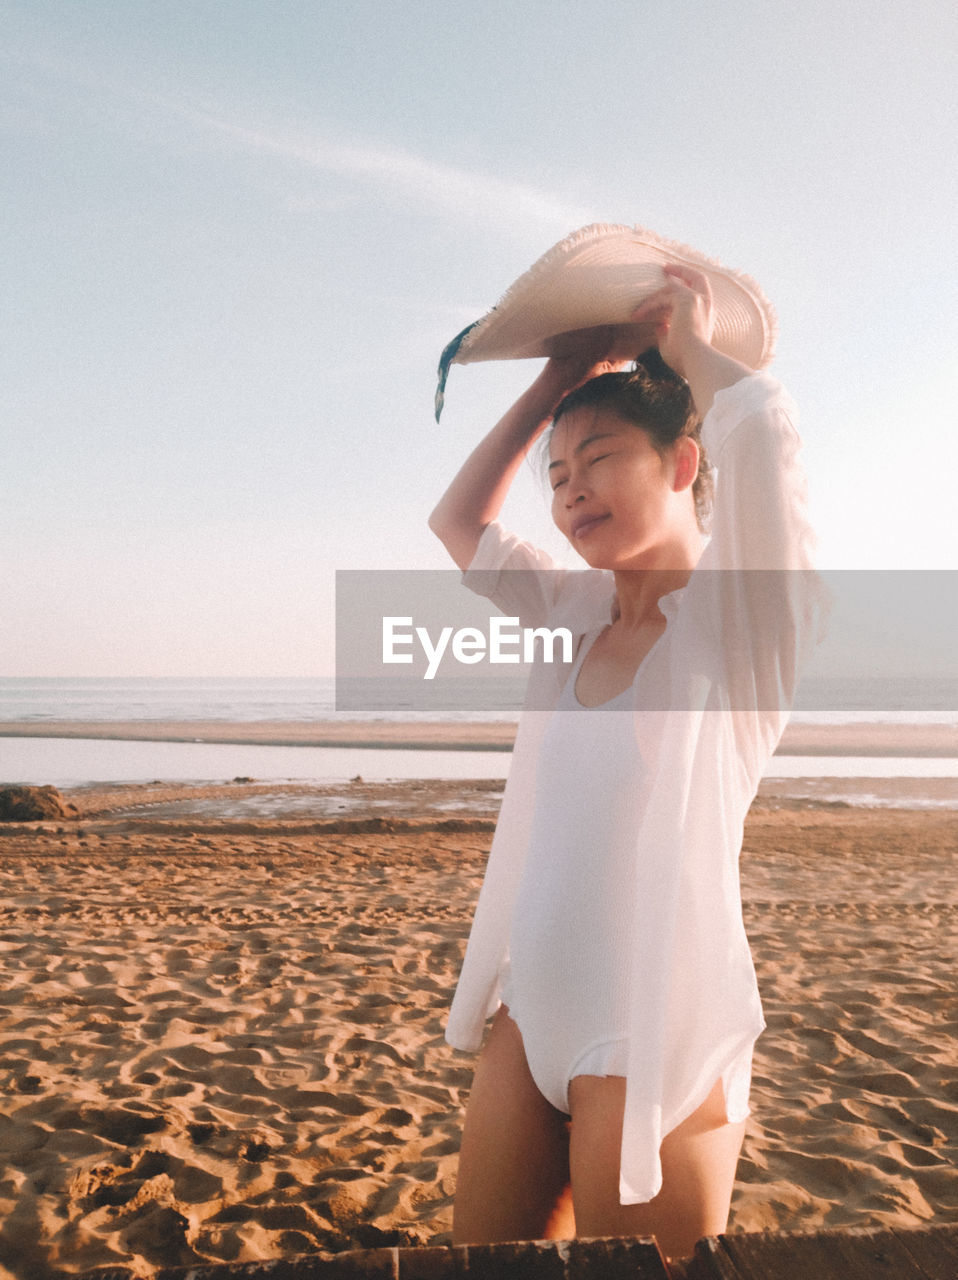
top-left (429, 259), bottom-right (821, 1260)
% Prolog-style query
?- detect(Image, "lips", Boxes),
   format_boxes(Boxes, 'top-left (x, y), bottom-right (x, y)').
top-left (571, 512), bottom-right (610, 539)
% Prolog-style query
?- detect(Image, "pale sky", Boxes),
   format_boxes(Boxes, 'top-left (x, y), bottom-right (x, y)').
top-left (2, 0), bottom-right (956, 677)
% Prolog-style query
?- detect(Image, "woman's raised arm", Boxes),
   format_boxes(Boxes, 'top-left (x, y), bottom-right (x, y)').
top-left (428, 337), bottom-right (631, 572)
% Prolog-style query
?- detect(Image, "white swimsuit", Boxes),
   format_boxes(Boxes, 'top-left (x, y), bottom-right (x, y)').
top-left (500, 626), bottom-right (642, 1113)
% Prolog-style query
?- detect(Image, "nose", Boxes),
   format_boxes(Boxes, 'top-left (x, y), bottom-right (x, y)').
top-left (564, 472), bottom-right (589, 506)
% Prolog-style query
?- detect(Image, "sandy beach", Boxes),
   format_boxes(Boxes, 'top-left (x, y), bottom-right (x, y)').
top-left (2, 717), bottom-right (957, 755)
top-left (0, 768), bottom-right (955, 1278)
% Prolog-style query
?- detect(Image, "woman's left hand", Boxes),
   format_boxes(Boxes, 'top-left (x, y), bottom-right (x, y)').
top-left (629, 263), bottom-right (715, 379)
top-left (632, 263), bottom-right (751, 416)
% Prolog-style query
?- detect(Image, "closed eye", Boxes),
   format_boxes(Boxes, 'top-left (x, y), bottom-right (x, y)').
top-left (588, 452), bottom-right (613, 465)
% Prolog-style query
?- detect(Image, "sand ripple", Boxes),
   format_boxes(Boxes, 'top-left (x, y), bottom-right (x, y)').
top-left (0, 787), bottom-right (954, 1276)
top-left (0, 824), bottom-right (483, 1276)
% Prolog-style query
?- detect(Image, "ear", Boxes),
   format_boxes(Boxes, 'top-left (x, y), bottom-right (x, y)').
top-left (671, 437), bottom-right (699, 494)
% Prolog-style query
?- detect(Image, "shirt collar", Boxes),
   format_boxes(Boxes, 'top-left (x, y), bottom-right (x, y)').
top-left (610, 584), bottom-right (687, 625)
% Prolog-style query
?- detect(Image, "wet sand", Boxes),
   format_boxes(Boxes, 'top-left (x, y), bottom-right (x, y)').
top-left (1, 718), bottom-right (956, 755)
top-left (0, 777), bottom-right (954, 1277)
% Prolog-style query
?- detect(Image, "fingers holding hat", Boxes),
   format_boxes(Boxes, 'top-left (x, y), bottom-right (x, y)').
top-left (541, 322), bottom-right (650, 399)
top-left (630, 262), bottom-right (716, 379)
top-left (663, 260), bottom-right (712, 294)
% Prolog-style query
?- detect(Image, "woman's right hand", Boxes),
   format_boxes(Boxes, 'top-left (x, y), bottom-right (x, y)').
top-left (539, 323), bottom-right (647, 401)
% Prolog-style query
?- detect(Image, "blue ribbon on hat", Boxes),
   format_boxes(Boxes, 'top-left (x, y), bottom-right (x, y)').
top-left (435, 320), bottom-right (481, 422)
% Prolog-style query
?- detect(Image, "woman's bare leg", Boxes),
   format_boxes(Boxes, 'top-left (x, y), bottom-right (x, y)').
top-left (452, 1007), bottom-right (575, 1244)
top-left (567, 1074), bottom-right (744, 1260)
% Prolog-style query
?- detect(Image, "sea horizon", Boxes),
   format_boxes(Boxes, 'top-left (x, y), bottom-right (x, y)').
top-left (2, 674), bottom-right (957, 725)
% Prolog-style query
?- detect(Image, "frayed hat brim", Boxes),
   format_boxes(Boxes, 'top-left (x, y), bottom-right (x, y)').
top-left (436, 223), bottom-right (777, 421)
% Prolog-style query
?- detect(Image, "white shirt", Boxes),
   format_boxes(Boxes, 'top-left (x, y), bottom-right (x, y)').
top-left (444, 371), bottom-right (828, 1204)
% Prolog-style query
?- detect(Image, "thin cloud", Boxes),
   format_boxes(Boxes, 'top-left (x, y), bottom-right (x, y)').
top-left (187, 109), bottom-right (596, 233)
top-left (4, 40), bottom-right (595, 235)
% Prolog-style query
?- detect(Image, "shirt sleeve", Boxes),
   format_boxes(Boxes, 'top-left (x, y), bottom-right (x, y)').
top-left (689, 372), bottom-right (828, 780)
top-left (700, 372), bottom-right (817, 573)
top-left (460, 520), bottom-right (573, 631)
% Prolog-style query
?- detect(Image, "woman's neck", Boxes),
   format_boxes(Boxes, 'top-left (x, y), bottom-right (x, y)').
top-left (610, 530), bottom-right (703, 628)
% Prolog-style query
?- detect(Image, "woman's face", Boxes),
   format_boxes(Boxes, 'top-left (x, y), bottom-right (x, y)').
top-left (548, 406), bottom-right (687, 569)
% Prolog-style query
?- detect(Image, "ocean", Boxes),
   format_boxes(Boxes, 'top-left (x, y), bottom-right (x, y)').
top-left (0, 677), bottom-right (347, 725)
top-left (2, 675), bottom-right (957, 724)
top-left (0, 677), bottom-right (956, 789)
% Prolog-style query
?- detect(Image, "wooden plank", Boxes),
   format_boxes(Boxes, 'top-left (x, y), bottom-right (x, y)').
top-left (891, 1226), bottom-right (958, 1280)
top-left (697, 1227), bottom-right (955, 1280)
top-left (396, 1245), bottom-right (467, 1279)
top-left (153, 1251), bottom-right (400, 1279)
top-left (687, 1236), bottom-right (739, 1280)
top-left (561, 1236), bottom-right (673, 1279)
top-left (86, 1239), bottom-right (672, 1280)
top-left (81, 1229), bottom-right (958, 1280)
top-left (458, 1237), bottom-right (672, 1279)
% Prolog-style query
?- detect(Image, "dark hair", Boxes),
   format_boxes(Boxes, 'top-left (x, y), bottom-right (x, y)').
top-left (550, 349), bottom-right (713, 531)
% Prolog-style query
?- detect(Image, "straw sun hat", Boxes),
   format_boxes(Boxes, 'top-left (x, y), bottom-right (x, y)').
top-left (435, 223), bottom-right (777, 420)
